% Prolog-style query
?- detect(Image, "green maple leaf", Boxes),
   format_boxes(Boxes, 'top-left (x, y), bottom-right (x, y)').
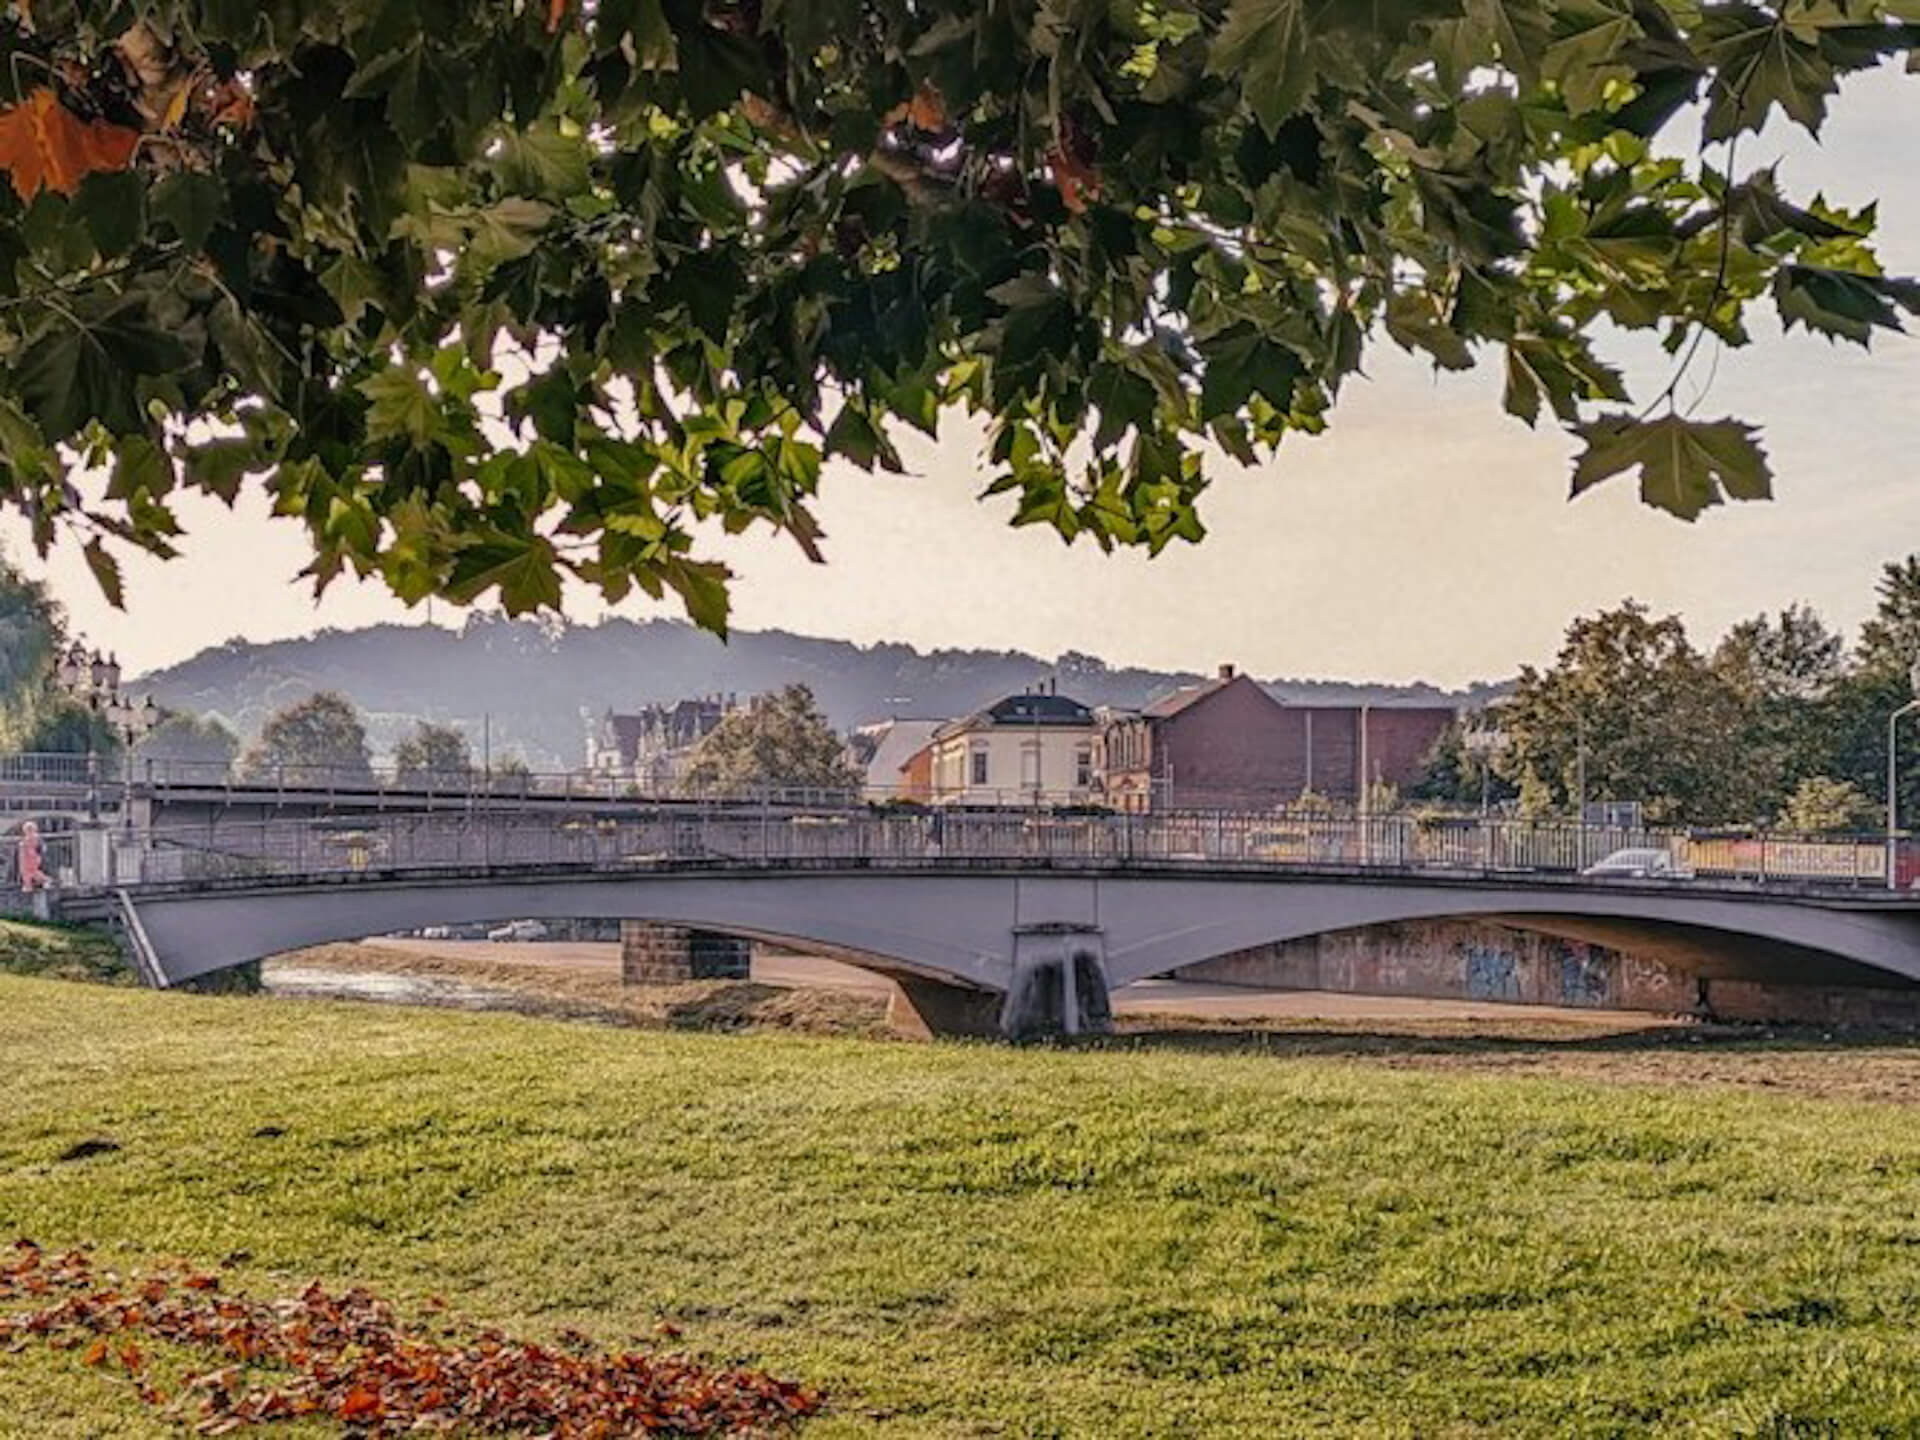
top-left (1541, 0), bottom-right (1638, 114)
top-left (1570, 414), bottom-right (1773, 521)
top-left (490, 124), bottom-right (592, 198)
top-left (360, 368), bottom-right (444, 447)
top-left (1465, 0), bottom-right (1549, 87)
top-left (1774, 265), bottom-right (1920, 345)
top-left (1503, 336), bottom-right (1627, 426)
top-left (1700, 7), bottom-right (1836, 140)
top-left (150, 171), bottom-right (223, 251)
top-left (445, 532), bottom-right (565, 613)
top-left (82, 539), bottom-right (124, 609)
top-left (1197, 329), bottom-right (1302, 421)
top-left (660, 556), bottom-right (731, 636)
top-left (1208, 0), bottom-right (1312, 136)
top-left (14, 301), bottom-right (188, 441)
top-left (466, 198), bottom-right (553, 271)
top-left (1384, 291), bottom-right (1474, 370)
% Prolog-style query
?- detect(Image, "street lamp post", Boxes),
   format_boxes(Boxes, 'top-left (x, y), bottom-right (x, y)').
top-left (104, 693), bottom-right (161, 832)
top-left (1886, 661), bottom-right (1920, 891)
top-left (49, 643), bottom-right (158, 833)
top-left (1463, 726), bottom-right (1505, 816)
top-left (1463, 725), bottom-right (1505, 872)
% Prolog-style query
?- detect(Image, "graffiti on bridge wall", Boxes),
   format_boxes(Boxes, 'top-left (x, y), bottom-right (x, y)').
top-left (1553, 941), bottom-right (1613, 1008)
top-left (1463, 944), bottom-right (1520, 1002)
top-left (1189, 918), bottom-right (1709, 1015)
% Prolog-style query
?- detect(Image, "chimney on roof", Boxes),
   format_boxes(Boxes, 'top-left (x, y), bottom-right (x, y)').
top-left (1219, 664), bottom-right (1236, 681)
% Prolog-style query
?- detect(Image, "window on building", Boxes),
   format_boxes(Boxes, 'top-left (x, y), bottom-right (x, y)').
top-left (970, 748), bottom-right (989, 786)
top-left (1021, 745), bottom-right (1040, 788)
top-left (1076, 746), bottom-right (1093, 788)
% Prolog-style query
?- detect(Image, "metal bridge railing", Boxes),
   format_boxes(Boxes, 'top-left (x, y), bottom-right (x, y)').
top-left (24, 808), bottom-right (1904, 895)
top-left (0, 753), bottom-right (101, 787)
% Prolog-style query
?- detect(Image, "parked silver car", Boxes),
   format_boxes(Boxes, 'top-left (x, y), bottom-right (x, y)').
top-left (1580, 847), bottom-right (1690, 879)
top-left (486, 919), bottom-right (550, 942)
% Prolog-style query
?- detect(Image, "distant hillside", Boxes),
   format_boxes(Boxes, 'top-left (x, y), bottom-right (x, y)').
top-left (136, 617), bottom-right (1508, 769)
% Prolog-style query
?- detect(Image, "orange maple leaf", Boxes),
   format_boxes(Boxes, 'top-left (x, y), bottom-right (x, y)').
top-left (882, 82), bottom-right (948, 134)
top-left (1049, 144), bottom-right (1100, 215)
top-left (336, 1387), bottom-right (383, 1420)
top-left (0, 88), bottom-right (140, 200)
top-left (906, 82), bottom-right (946, 132)
top-left (547, 0), bottom-right (567, 33)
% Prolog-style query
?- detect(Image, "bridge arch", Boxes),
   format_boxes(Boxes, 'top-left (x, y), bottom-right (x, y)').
top-left (1094, 876), bottom-right (1920, 989)
top-left (106, 865), bottom-right (1920, 1011)
top-left (118, 869), bottom-right (1032, 993)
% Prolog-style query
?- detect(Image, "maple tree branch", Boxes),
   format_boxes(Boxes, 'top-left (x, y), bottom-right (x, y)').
top-left (1638, 7), bottom-right (1785, 421)
top-left (0, 246), bottom-right (181, 314)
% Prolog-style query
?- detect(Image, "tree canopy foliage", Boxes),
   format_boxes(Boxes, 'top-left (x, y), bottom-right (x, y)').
top-left (392, 719), bottom-right (472, 783)
top-left (1777, 774), bottom-right (1876, 832)
top-left (0, 545), bottom-right (119, 751)
top-left (1425, 560), bottom-right (1920, 829)
top-left (141, 707), bottom-right (238, 766)
top-left (1496, 601), bottom-right (1742, 823)
top-left (0, 0), bottom-right (1915, 629)
top-left (238, 689), bottom-right (373, 782)
top-left (680, 683), bottom-right (859, 791)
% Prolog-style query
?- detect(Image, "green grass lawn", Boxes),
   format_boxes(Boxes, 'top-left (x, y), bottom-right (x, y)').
top-left (7, 974), bottom-right (1920, 1436)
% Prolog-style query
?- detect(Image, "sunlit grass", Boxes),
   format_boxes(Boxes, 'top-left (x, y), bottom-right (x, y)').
top-left (5, 974), bottom-right (1920, 1436)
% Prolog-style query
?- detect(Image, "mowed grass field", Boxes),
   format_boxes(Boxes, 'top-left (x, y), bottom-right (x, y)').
top-left (7, 975), bottom-right (1920, 1436)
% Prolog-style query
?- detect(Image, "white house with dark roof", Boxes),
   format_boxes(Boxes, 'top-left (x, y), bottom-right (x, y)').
top-left (926, 685), bottom-right (1099, 806)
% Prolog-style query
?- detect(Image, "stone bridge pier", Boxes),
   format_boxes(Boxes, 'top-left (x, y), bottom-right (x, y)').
top-left (618, 922), bottom-right (750, 983)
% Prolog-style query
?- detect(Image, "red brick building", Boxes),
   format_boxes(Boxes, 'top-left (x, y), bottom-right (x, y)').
top-left (1097, 666), bottom-right (1455, 812)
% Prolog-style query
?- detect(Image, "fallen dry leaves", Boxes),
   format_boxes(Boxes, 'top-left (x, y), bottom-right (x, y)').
top-left (2, 1240), bottom-right (823, 1436)
top-left (0, 87), bottom-right (141, 199)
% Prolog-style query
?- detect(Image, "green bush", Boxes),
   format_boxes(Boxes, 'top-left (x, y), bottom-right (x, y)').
top-left (0, 920), bottom-right (132, 985)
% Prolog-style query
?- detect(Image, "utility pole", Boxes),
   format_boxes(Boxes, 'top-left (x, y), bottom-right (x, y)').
top-left (1887, 663), bottom-right (1920, 890)
top-left (1574, 711), bottom-right (1587, 868)
top-left (1357, 702), bottom-right (1370, 865)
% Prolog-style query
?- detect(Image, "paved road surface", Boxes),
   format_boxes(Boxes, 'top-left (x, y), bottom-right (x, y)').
top-left (369, 938), bottom-right (1676, 1027)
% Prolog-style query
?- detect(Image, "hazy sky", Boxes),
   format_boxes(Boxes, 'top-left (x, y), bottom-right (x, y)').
top-left (5, 71), bottom-right (1919, 689)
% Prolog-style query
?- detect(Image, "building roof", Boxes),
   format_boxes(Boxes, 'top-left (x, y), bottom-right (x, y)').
top-left (598, 697), bottom-right (731, 764)
top-left (851, 718), bottom-right (945, 788)
top-left (934, 690), bottom-right (1095, 740)
top-left (1139, 670), bottom-right (1284, 721)
top-left (1141, 676), bottom-right (1231, 719)
top-left (599, 711), bottom-right (648, 765)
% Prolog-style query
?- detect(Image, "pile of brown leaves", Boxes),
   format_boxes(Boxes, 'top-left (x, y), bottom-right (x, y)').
top-left (1, 1241), bottom-right (822, 1436)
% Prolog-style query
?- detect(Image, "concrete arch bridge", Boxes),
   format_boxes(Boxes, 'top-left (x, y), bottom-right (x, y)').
top-left (44, 809), bottom-right (1920, 1036)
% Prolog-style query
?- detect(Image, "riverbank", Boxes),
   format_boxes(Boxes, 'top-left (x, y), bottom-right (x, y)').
top-left (8, 973), bottom-right (1920, 1436)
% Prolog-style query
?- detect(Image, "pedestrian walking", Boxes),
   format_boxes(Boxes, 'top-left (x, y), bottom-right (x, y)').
top-left (18, 820), bottom-right (48, 893)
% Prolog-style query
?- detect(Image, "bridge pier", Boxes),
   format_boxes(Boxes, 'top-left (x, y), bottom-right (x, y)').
top-left (619, 922), bottom-right (751, 984)
top-left (1001, 927), bottom-right (1114, 1040)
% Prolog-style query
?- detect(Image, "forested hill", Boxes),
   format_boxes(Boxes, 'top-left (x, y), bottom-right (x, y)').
top-left (136, 617), bottom-right (1503, 768)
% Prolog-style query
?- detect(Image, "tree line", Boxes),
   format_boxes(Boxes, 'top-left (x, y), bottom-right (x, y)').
top-left (1416, 558), bottom-right (1920, 833)
top-left (197, 685), bottom-right (856, 793)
